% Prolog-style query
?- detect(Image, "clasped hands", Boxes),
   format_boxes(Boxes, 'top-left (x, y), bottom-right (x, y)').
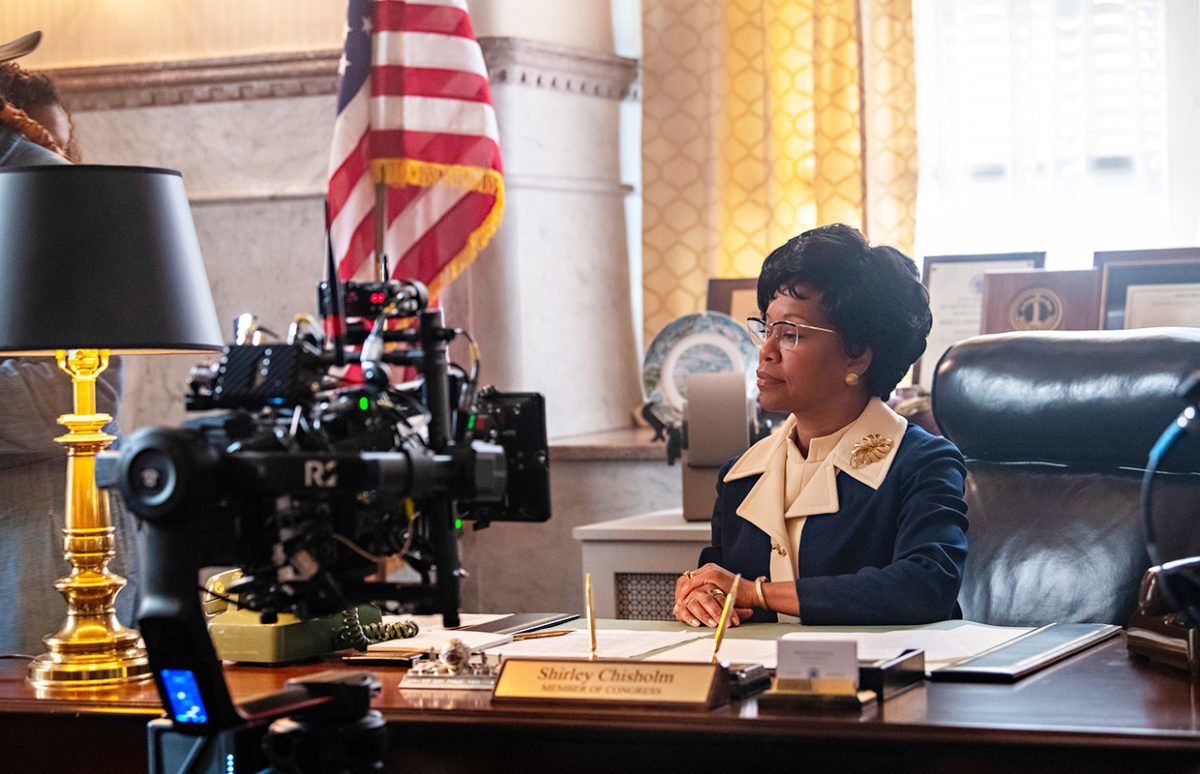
top-left (673, 563), bottom-right (753, 628)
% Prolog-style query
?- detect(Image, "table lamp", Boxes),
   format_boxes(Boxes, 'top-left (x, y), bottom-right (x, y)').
top-left (0, 165), bottom-right (224, 687)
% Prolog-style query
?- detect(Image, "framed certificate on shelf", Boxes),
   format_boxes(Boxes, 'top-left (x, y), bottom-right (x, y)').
top-left (1094, 246), bottom-right (1200, 270)
top-left (918, 252), bottom-right (1044, 391)
top-left (1099, 258), bottom-right (1200, 330)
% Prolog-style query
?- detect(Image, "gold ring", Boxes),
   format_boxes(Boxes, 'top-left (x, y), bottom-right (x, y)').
top-left (684, 570), bottom-right (694, 579)
top-left (710, 587), bottom-right (725, 599)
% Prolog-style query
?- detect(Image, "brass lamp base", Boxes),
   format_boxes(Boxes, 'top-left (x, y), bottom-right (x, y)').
top-left (27, 350), bottom-right (151, 687)
top-left (27, 637), bottom-right (151, 687)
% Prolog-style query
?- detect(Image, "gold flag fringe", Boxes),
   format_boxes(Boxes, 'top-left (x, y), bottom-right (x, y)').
top-left (428, 176), bottom-right (504, 301)
top-left (371, 158), bottom-right (505, 301)
top-left (372, 158), bottom-right (501, 196)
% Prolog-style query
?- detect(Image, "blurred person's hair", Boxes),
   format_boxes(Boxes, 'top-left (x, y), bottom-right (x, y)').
top-left (0, 61), bottom-right (77, 161)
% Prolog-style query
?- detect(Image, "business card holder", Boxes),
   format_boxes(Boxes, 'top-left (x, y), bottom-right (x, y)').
top-left (757, 648), bottom-right (925, 710)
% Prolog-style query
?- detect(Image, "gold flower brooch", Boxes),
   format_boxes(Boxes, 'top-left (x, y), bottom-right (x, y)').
top-left (850, 434), bottom-right (893, 469)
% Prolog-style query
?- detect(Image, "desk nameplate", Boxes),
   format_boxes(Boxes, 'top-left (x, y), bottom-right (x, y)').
top-left (492, 658), bottom-right (729, 708)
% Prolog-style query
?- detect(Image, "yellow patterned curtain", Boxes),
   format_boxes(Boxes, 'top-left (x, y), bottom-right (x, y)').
top-left (642, 0), bottom-right (917, 342)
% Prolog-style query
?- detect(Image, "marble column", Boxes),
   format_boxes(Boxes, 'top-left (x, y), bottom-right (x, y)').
top-left (442, 38), bottom-right (643, 440)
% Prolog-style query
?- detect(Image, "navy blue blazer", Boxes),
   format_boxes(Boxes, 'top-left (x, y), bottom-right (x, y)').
top-left (698, 424), bottom-right (968, 625)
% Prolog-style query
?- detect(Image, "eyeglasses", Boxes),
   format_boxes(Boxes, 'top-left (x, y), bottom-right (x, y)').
top-left (746, 317), bottom-right (835, 351)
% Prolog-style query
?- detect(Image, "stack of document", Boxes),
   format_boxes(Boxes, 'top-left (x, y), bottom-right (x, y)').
top-left (644, 623), bottom-right (1036, 670)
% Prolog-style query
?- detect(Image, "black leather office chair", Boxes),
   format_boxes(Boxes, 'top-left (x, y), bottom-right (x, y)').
top-left (931, 327), bottom-right (1200, 626)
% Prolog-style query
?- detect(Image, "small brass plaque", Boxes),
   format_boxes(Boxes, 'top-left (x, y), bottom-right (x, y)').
top-left (1008, 286), bottom-right (1065, 331)
top-left (492, 658), bottom-right (729, 708)
top-left (773, 677), bottom-right (859, 695)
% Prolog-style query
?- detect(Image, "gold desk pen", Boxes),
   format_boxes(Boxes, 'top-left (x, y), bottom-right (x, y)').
top-left (711, 573), bottom-right (741, 664)
top-left (511, 630), bottom-right (571, 641)
top-left (585, 572), bottom-right (597, 661)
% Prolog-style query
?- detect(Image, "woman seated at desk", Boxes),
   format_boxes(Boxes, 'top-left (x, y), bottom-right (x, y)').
top-left (674, 224), bottom-right (967, 627)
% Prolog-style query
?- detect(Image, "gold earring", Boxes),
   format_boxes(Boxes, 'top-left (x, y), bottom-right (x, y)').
top-left (845, 372), bottom-right (860, 386)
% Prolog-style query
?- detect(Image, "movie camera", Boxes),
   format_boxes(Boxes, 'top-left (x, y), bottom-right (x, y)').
top-left (95, 275), bottom-right (550, 772)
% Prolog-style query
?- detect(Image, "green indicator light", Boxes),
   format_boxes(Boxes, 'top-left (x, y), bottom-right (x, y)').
top-left (359, 396), bottom-right (369, 410)
top-left (454, 518), bottom-right (463, 530)
top-left (467, 415), bottom-right (476, 430)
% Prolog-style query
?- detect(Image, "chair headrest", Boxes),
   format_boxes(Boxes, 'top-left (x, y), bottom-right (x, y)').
top-left (931, 327), bottom-right (1200, 471)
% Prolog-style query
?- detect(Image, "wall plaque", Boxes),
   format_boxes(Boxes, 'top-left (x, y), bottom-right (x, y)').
top-left (980, 269), bottom-right (1100, 335)
top-left (919, 252), bottom-right (1044, 390)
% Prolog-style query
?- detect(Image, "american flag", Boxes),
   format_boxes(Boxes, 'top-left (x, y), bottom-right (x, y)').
top-left (327, 0), bottom-right (503, 298)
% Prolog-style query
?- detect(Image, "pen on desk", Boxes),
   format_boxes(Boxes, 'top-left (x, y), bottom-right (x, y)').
top-left (585, 572), bottom-right (597, 661)
top-left (711, 573), bottom-right (740, 664)
top-left (512, 630), bottom-right (571, 641)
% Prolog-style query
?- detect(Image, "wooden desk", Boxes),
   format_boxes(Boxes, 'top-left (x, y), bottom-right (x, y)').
top-left (2, 634), bottom-right (1200, 773)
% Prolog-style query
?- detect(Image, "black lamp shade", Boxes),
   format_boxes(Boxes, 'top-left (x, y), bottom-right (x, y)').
top-left (0, 164), bottom-right (223, 354)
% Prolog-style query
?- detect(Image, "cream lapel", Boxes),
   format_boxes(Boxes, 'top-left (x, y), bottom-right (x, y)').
top-left (828, 399), bottom-right (907, 491)
top-left (725, 415), bottom-right (796, 583)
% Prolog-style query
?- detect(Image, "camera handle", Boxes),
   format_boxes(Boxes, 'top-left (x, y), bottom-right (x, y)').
top-left (419, 308), bottom-right (463, 628)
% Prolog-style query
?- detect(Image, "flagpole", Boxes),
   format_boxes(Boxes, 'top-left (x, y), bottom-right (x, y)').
top-left (374, 172), bottom-right (388, 282)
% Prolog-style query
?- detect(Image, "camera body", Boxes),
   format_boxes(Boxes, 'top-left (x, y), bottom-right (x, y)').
top-left (96, 279), bottom-right (550, 746)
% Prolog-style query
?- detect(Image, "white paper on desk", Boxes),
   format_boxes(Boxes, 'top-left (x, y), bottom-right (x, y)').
top-left (782, 626), bottom-right (1035, 666)
top-left (367, 629), bottom-right (512, 652)
top-left (484, 629), bottom-right (708, 660)
top-left (783, 631), bottom-right (952, 664)
top-left (645, 637), bottom-right (779, 667)
top-left (643, 624), bottom-right (1036, 670)
top-left (936, 624), bottom-right (1035, 664)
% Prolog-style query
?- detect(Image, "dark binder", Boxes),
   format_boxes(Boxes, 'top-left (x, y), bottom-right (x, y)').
top-left (929, 622), bottom-right (1120, 682)
top-left (456, 612), bottom-right (579, 635)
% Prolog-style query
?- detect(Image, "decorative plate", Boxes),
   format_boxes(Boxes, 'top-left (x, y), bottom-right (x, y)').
top-left (642, 311), bottom-right (758, 426)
